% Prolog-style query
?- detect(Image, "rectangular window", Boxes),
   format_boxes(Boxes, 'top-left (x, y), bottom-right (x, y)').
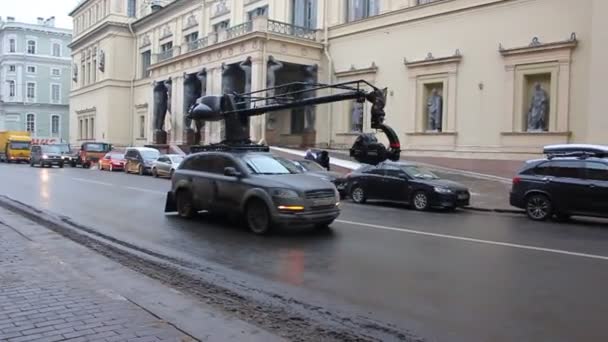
top-left (139, 115), bottom-right (145, 138)
top-left (26, 114), bottom-right (36, 133)
top-left (51, 84), bottom-right (61, 103)
top-left (346, 0), bottom-right (379, 22)
top-left (84, 118), bottom-right (89, 139)
top-left (184, 32), bottom-right (199, 43)
top-left (26, 82), bottom-right (36, 101)
top-left (127, 0), bottom-right (137, 17)
top-left (7, 81), bottom-right (16, 97)
top-left (27, 65), bottom-right (37, 74)
top-left (51, 68), bottom-right (61, 76)
top-left (161, 42), bottom-right (173, 52)
top-left (141, 50), bottom-right (151, 78)
top-left (292, 0), bottom-right (316, 28)
top-left (213, 20), bottom-right (230, 32)
top-left (27, 40), bottom-right (36, 54)
top-left (52, 43), bottom-right (61, 57)
top-left (9, 39), bottom-right (16, 52)
top-left (585, 162), bottom-right (608, 181)
top-left (8, 65), bottom-right (16, 72)
top-left (79, 119), bottom-right (83, 140)
top-left (92, 58), bottom-right (97, 83)
top-left (248, 6), bottom-right (269, 21)
top-left (51, 115), bottom-right (60, 137)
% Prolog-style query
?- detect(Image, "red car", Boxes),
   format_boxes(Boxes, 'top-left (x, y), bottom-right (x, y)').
top-left (99, 152), bottom-right (125, 171)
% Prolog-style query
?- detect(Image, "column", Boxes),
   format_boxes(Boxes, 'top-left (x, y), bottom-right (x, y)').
top-left (250, 57), bottom-right (265, 142)
top-left (171, 75), bottom-right (184, 144)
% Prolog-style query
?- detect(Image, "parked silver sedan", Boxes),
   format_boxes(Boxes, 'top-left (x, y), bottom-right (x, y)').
top-left (151, 154), bottom-right (184, 178)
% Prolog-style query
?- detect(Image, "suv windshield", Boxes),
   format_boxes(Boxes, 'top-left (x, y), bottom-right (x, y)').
top-left (85, 143), bottom-right (110, 152)
top-left (54, 144), bottom-right (71, 153)
top-left (10, 141), bottom-right (30, 150)
top-left (400, 165), bottom-right (439, 180)
top-left (41, 145), bottom-right (61, 154)
top-left (244, 155), bottom-right (293, 175)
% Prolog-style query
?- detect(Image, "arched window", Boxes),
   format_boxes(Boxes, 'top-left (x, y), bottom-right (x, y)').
top-left (27, 40), bottom-right (36, 54)
top-left (8, 38), bottom-right (16, 52)
top-left (26, 114), bottom-right (36, 133)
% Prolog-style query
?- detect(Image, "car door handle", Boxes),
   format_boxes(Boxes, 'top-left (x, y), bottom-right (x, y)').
top-left (542, 177), bottom-right (552, 182)
top-left (588, 184), bottom-right (596, 188)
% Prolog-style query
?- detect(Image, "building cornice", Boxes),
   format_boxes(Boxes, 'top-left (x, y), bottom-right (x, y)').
top-left (69, 21), bottom-right (131, 49)
top-left (0, 24), bottom-right (72, 37)
top-left (69, 0), bottom-right (95, 16)
top-left (132, 0), bottom-right (198, 30)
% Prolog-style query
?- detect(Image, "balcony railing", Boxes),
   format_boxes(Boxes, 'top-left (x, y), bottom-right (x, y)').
top-left (186, 37), bottom-right (209, 52)
top-left (267, 20), bottom-right (316, 41)
top-left (151, 18), bottom-right (318, 65)
top-left (225, 21), bottom-right (253, 40)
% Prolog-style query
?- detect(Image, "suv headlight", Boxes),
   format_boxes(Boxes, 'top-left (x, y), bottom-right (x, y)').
top-left (434, 186), bottom-right (453, 194)
top-left (42, 154), bottom-right (49, 159)
top-left (270, 188), bottom-right (300, 199)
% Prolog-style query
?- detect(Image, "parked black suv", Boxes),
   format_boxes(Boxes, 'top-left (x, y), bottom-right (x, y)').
top-left (510, 145), bottom-right (608, 221)
top-left (165, 150), bottom-right (340, 234)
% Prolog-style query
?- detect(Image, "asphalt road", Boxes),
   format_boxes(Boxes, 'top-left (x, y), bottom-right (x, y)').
top-left (1, 162), bottom-right (608, 342)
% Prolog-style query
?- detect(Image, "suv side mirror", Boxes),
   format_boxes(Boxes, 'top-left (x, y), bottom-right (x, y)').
top-left (224, 167), bottom-right (241, 177)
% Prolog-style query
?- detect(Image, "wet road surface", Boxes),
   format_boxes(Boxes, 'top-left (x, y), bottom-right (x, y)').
top-left (1, 163), bottom-right (608, 342)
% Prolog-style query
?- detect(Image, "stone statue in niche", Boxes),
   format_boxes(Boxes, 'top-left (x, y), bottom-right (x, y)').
top-left (221, 63), bottom-right (237, 95)
top-left (98, 49), bottom-right (105, 72)
top-left (183, 73), bottom-right (200, 130)
top-left (527, 82), bottom-right (549, 132)
top-left (351, 102), bottom-right (364, 132)
top-left (302, 64), bottom-right (318, 131)
top-left (426, 88), bottom-right (443, 131)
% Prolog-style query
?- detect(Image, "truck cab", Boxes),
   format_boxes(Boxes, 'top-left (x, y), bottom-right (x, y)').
top-left (0, 131), bottom-right (32, 163)
top-left (72, 142), bottom-right (112, 168)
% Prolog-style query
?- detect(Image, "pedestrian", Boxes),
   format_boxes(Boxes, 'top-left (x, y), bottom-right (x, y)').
top-left (317, 150), bottom-right (330, 171)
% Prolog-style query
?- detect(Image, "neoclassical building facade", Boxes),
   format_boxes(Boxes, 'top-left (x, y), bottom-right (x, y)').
top-left (69, 0), bottom-right (608, 159)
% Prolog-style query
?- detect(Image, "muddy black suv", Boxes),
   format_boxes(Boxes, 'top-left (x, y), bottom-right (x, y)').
top-left (165, 148), bottom-right (341, 234)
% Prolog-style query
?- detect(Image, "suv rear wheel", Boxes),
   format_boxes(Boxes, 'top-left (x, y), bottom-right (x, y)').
top-left (245, 199), bottom-right (272, 235)
top-left (350, 186), bottom-right (366, 204)
top-left (526, 194), bottom-right (553, 221)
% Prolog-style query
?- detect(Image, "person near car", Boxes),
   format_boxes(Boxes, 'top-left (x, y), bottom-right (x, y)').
top-left (317, 151), bottom-right (330, 171)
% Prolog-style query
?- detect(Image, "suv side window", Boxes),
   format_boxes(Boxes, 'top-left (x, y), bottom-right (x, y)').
top-left (210, 156), bottom-right (237, 174)
top-left (551, 160), bottom-right (585, 179)
top-left (125, 150), bottom-right (135, 159)
top-left (189, 155), bottom-right (214, 173)
top-left (585, 161), bottom-right (608, 181)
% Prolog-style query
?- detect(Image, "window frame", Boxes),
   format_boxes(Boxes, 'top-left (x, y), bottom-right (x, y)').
top-left (26, 82), bottom-right (37, 102)
top-left (8, 65), bottom-right (16, 73)
top-left (584, 161), bottom-right (608, 182)
top-left (51, 68), bottom-right (61, 77)
top-left (50, 115), bottom-right (61, 137)
top-left (8, 37), bottom-right (16, 53)
top-left (50, 83), bottom-right (62, 104)
top-left (7, 80), bottom-right (16, 98)
top-left (52, 42), bottom-right (62, 57)
top-left (26, 113), bottom-right (36, 134)
top-left (26, 65), bottom-right (37, 74)
top-left (26, 40), bottom-right (37, 54)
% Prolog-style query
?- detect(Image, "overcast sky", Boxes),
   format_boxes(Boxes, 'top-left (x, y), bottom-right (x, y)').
top-left (2, 0), bottom-right (79, 29)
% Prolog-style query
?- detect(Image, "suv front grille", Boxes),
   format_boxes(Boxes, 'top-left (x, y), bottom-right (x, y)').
top-left (305, 189), bottom-right (335, 199)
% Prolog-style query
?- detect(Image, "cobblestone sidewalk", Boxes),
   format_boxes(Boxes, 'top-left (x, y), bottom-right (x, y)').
top-left (0, 220), bottom-right (194, 342)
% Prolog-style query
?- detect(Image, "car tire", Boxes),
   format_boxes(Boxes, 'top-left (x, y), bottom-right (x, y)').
top-left (30, 160), bottom-right (34, 167)
top-left (245, 199), bottom-right (272, 235)
top-left (350, 185), bottom-right (367, 204)
top-left (70, 161), bottom-right (76, 167)
top-left (152, 168), bottom-right (158, 178)
top-left (525, 194), bottom-right (553, 221)
top-left (83, 163), bottom-right (90, 169)
top-left (59, 163), bottom-right (64, 169)
top-left (169, 169), bottom-right (175, 179)
top-left (412, 191), bottom-right (431, 211)
top-left (176, 190), bottom-right (195, 219)
top-left (138, 165), bottom-right (144, 176)
top-left (109, 164), bottom-right (114, 172)
top-left (124, 163), bottom-right (129, 173)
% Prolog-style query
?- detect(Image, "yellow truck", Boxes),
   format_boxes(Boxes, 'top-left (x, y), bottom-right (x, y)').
top-left (0, 131), bottom-right (32, 163)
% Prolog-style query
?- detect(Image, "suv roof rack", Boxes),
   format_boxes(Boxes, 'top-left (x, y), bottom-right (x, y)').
top-left (189, 142), bottom-right (270, 154)
top-left (544, 144), bottom-right (608, 159)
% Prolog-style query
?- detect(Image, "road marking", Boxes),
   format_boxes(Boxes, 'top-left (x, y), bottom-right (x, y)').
top-left (72, 178), bottom-right (165, 195)
top-left (335, 219), bottom-right (608, 261)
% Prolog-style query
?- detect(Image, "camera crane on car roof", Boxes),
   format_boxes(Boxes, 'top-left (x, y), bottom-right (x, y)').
top-left (186, 79), bottom-right (401, 166)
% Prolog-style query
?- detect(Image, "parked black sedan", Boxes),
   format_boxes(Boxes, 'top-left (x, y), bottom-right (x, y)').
top-left (345, 162), bottom-right (470, 210)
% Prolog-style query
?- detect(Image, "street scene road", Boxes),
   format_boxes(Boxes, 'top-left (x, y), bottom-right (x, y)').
top-left (2, 162), bottom-right (607, 342)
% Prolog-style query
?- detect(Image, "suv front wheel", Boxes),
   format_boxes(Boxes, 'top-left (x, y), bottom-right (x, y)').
top-left (176, 190), bottom-right (196, 219)
top-left (525, 194), bottom-right (553, 221)
top-left (245, 199), bottom-right (272, 235)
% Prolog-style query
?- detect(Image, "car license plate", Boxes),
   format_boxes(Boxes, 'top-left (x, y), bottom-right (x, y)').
top-left (313, 197), bottom-right (335, 206)
top-left (458, 193), bottom-right (469, 200)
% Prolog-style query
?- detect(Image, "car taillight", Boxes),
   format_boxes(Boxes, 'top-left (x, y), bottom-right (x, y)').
top-left (512, 176), bottom-right (521, 186)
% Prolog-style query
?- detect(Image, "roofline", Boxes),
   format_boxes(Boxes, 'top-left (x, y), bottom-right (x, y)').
top-left (132, 0), bottom-right (194, 29)
top-left (69, 0), bottom-right (94, 16)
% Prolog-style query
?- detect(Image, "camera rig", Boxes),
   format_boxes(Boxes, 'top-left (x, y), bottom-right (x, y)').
top-left (186, 80), bottom-right (401, 165)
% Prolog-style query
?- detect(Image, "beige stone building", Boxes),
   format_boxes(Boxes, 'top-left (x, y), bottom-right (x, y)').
top-left (69, 0), bottom-right (608, 160)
